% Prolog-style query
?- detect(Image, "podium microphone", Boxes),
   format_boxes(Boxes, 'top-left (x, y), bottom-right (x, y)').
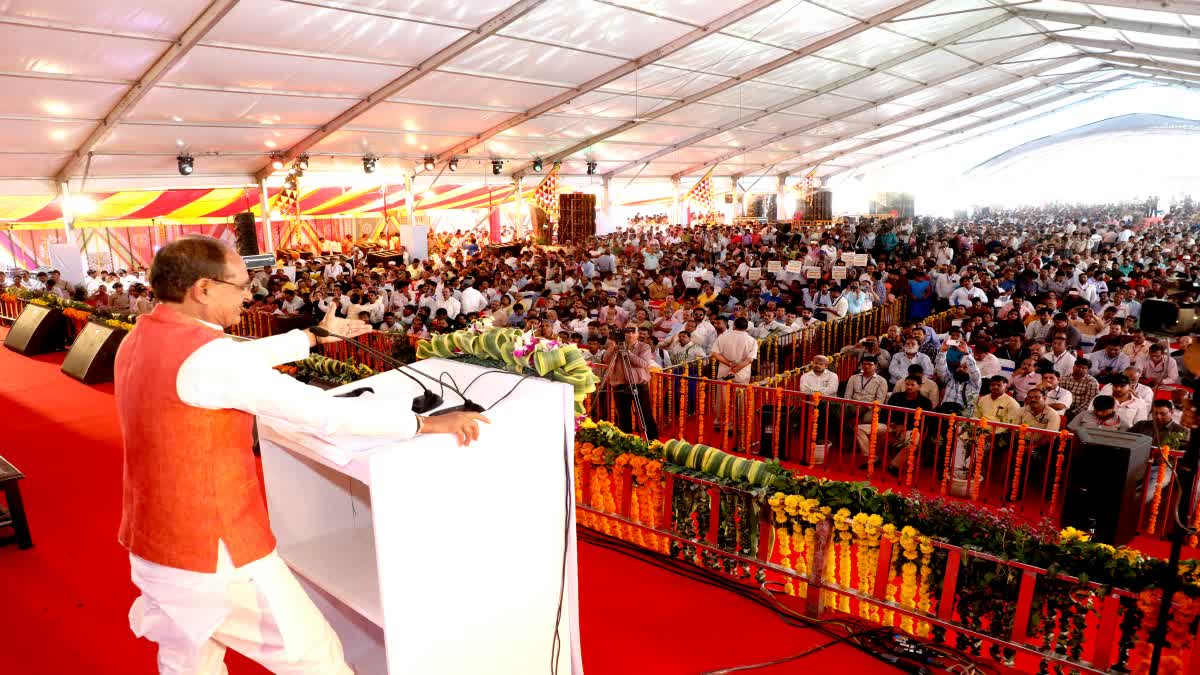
top-left (309, 327), bottom-right (484, 415)
top-left (310, 326), bottom-right (442, 413)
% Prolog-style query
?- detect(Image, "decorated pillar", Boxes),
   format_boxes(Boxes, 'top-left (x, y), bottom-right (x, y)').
top-left (671, 177), bottom-right (681, 226)
top-left (777, 174), bottom-right (789, 222)
top-left (258, 178), bottom-right (275, 252)
top-left (602, 175), bottom-right (613, 225)
top-left (57, 181), bottom-right (77, 246)
top-left (515, 174), bottom-right (525, 241)
top-left (731, 176), bottom-right (741, 218)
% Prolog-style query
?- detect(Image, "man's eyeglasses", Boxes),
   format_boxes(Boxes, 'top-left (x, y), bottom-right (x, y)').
top-left (207, 278), bottom-right (253, 292)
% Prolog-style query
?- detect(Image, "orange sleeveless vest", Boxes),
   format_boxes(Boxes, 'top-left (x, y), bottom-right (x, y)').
top-left (114, 304), bottom-right (275, 572)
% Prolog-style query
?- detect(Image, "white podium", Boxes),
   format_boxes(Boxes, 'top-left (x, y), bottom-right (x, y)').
top-left (258, 358), bottom-right (583, 674)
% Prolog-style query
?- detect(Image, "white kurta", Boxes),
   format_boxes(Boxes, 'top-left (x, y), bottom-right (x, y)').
top-left (130, 325), bottom-right (419, 674)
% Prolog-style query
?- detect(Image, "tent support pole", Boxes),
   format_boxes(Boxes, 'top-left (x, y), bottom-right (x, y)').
top-left (58, 181), bottom-right (77, 246)
top-left (777, 175), bottom-right (788, 222)
top-left (259, 178), bottom-right (274, 253)
top-left (671, 178), bottom-right (681, 227)
top-left (602, 176), bottom-right (612, 231)
top-left (515, 175), bottom-right (525, 240)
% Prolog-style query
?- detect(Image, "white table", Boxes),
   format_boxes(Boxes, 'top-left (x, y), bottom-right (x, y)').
top-left (259, 358), bottom-right (583, 674)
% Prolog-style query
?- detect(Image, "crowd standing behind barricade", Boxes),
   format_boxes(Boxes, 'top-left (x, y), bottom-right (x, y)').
top-left (4, 198), bottom-right (1200, 438)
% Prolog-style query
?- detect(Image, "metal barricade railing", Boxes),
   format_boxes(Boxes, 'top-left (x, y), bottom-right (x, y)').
top-left (0, 294), bottom-right (27, 323)
top-left (227, 310), bottom-right (282, 338)
top-left (314, 331), bottom-right (406, 372)
top-left (575, 458), bottom-right (1196, 674)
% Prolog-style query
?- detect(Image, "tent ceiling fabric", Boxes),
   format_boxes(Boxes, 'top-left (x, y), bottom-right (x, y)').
top-left (0, 0), bottom-right (1196, 195)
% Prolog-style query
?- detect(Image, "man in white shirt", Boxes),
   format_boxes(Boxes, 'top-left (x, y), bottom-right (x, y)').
top-left (459, 280), bottom-right (486, 316)
top-left (818, 286), bottom-right (848, 321)
top-left (1096, 373), bottom-right (1149, 427)
top-left (1098, 367), bottom-right (1153, 408)
top-left (434, 287), bottom-right (461, 320)
top-left (278, 289), bottom-right (305, 315)
top-left (798, 355), bottom-right (839, 398)
top-left (711, 317), bottom-right (758, 435)
top-left (1044, 335), bottom-right (1076, 379)
top-left (949, 277), bottom-right (987, 308)
top-left (117, 237), bottom-right (486, 675)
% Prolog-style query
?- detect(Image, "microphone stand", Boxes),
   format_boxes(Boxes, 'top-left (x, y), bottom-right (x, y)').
top-left (1148, 378), bottom-right (1200, 674)
top-left (310, 327), bottom-right (484, 415)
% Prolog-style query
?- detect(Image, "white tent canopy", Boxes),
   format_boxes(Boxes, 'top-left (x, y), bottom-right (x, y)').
top-left (2, 0), bottom-right (1199, 196)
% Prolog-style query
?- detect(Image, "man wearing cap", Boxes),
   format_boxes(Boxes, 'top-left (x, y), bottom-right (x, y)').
top-left (1101, 373), bottom-right (1150, 426)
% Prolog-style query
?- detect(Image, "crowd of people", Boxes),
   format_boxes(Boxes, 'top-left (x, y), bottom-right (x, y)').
top-left (3, 199), bottom-right (1198, 453)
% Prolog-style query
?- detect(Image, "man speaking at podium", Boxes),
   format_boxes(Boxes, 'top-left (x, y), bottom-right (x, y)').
top-left (114, 236), bottom-right (486, 675)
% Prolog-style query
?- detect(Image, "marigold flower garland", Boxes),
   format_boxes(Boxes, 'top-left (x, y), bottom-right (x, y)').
top-left (1010, 425), bottom-right (1029, 501)
top-left (809, 391), bottom-right (821, 463)
top-left (1147, 445), bottom-right (1170, 533)
top-left (772, 387), bottom-right (783, 460)
top-left (898, 525), bottom-right (920, 635)
top-left (905, 409), bottom-right (923, 487)
top-left (867, 401), bottom-right (880, 477)
top-left (940, 414), bottom-right (957, 495)
top-left (697, 380), bottom-right (707, 446)
top-left (722, 381), bottom-right (733, 450)
top-left (834, 508), bottom-right (853, 613)
top-left (971, 420), bottom-right (989, 501)
top-left (1048, 428), bottom-right (1070, 511)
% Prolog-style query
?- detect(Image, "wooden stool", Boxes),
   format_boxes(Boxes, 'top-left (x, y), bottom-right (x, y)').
top-left (0, 455), bottom-right (32, 550)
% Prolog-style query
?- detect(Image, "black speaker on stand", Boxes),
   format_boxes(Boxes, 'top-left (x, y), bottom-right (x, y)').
top-left (1060, 427), bottom-right (1152, 545)
top-left (234, 212), bottom-right (259, 257)
top-left (61, 322), bottom-right (127, 384)
top-left (4, 304), bottom-right (68, 355)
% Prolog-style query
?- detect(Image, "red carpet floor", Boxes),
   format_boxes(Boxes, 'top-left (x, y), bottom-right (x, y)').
top-left (0, 338), bottom-right (892, 675)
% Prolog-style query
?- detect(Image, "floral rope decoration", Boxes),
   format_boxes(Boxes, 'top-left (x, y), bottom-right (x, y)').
top-left (697, 379), bottom-right (707, 446)
top-left (1147, 445), bottom-right (1171, 533)
top-left (834, 508), bottom-right (853, 613)
top-left (971, 420), bottom-right (989, 501)
top-left (723, 380), bottom-right (733, 450)
top-left (809, 391), bottom-right (821, 463)
top-left (773, 387), bottom-right (783, 460)
top-left (941, 414), bottom-right (958, 496)
top-left (1049, 429), bottom-right (1070, 512)
top-left (898, 525), bottom-right (920, 635)
top-left (905, 409), bottom-right (923, 488)
top-left (868, 401), bottom-right (880, 478)
top-left (1010, 425), bottom-right (1029, 501)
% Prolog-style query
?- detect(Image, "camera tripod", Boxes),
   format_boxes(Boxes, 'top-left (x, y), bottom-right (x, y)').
top-left (591, 343), bottom-right (652, 440)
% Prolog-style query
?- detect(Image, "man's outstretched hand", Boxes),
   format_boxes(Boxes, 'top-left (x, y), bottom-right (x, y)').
top-left (314, 304), bottom-right (373, 344)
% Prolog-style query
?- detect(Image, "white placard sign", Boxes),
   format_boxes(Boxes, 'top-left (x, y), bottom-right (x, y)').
top-left (854, 254), bottom-right (869, 266)
top-left (786, 260), bottom-right (804, 273)
top-left (748, 267), bottom-right (762, 281)
top-left (805, 267), bottom-right (821, 279)
top-left (767, 260), bottom-right (782, 274)
top-left (841, 251), bottom-right (856, 263)
top-left (831, 266), bottom-right (848, 280)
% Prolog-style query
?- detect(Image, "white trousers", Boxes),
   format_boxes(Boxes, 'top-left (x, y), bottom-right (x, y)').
top-left (129, 547), bottom-right (352, 675)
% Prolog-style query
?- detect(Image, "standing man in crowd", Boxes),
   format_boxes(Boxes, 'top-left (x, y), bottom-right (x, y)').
top-left (712, 317), bottom-right (758, 438)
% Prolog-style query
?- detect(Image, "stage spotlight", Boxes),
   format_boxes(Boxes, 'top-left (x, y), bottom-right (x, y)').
top-left (270, 154), bottom-right (284, 171)
top-left (586, 161), bottom-right (597, 175)
top-left (423, 155), bottom-right (435, 171)
top-left (363, 154), bottom-right (378, 174)
top-left (296, 154), bottom-right (309, 171)
top-left (491, 159), bottom-right (503, 175)
top-left (448, 158), bottom-right (458, 172)
top-left (533, 158), bottom-right (543, 172)
top-left (177, 154), bottom-right (194, 176)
